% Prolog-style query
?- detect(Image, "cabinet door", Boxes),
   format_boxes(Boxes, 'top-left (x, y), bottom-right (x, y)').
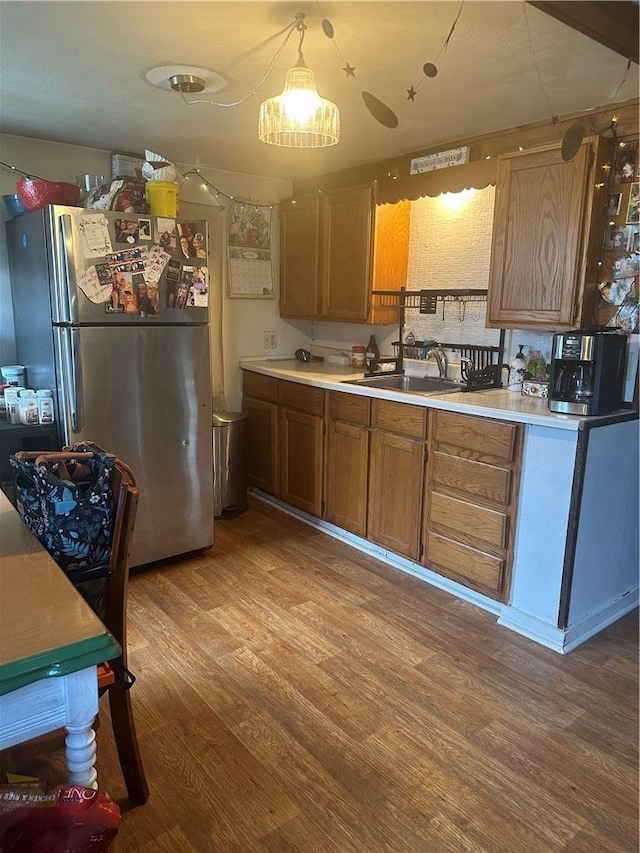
top-left (280, 196), bottom-right (320, 318)
top-left (368, 430), bottom-right (424, 561)
top-left (487, 140), bottom-right (592, 329)
top-left (279, 407), bottom-right (324, 516)
top-left (370, 200), bottom-right (411, 325)
top-left (244, 397), bottom-right (278, 496)
top-left (325, 419), bottom-right (369, 536)
top-left (320, 185), bottom-right (373, 322)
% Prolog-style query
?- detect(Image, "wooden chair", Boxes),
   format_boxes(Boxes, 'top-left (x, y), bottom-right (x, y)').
top-left (92, 455), bottom-right (149, 809)
top-left (12, 446), bottom-right (149, 808)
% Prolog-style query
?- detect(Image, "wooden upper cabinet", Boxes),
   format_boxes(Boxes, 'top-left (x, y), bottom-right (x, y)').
top-left (279, 195), bottom-right (320, 319)
top-left (320, 184), bottom-right (374, 322)
top-left (487, 139), bottom-right (596, 329)
top-left (280, 185), bottom-right (410, 324)
top-left (370, 200), bottom-right (411, 325)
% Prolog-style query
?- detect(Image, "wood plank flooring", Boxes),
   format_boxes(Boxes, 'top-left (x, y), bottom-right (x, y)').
top-left (1, 496), bottom-right (638, 852)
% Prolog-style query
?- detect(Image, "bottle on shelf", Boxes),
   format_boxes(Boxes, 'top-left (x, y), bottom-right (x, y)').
top-left (36, 389), bottom-right (55, 424)
top-left (351, 345), bottom-right (366, 369)
top-left (365, 335), bottom-right (380, 372)
top-left (508, 344), bottom-right (527, 393)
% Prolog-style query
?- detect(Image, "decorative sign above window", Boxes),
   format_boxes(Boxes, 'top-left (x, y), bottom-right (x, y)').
top-left (410, 146), bottom-right (470, 174)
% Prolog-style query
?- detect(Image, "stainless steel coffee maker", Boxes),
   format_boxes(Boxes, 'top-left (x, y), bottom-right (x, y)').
top-left (549, 329), bottom-right (627, 416)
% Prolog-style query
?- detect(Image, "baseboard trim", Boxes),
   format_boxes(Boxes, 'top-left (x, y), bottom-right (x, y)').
top-left (497, 608), bottom-right (567, 653)
top-left (251, 490), bottom-right (502, 617)
top-left (563, 588), bottom-right (639, 653)
top-left (250, 490), bottom-right (638, 654)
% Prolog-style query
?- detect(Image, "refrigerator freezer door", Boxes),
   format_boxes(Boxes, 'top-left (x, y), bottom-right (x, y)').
top-left (54, 324), bottom-right (214, 566)
top-left (9, 206), bottom-right (208, 326)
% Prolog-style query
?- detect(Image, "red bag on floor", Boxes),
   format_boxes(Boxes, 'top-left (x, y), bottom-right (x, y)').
top-left (0, 781), bottom-right (120, 852)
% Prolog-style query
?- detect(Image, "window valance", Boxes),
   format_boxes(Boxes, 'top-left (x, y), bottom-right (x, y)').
top-left (376, 158), bottom-right (497, 205)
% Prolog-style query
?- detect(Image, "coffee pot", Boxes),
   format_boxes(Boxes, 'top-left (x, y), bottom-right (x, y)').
top-left (549, 330), bottom-right (626, 416)
top-left (557, 363), bottom-right (594, 402)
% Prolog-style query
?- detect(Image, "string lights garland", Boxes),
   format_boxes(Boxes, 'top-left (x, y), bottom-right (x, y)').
top-left (0, 160), bottom-right (46, 181)
top-left (0, 161), bottom-right (278, 213)
top-left (180, 169), bottom-right (278, 211)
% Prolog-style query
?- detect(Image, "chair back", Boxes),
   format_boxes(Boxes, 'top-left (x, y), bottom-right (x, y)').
top-left (102, 457), bottom-right (139, 657)
top-left (10, 442), bottom-right (148, 807)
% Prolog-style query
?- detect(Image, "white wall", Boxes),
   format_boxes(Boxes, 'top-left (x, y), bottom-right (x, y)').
top-left (569, 420), bottom-right (639, 624)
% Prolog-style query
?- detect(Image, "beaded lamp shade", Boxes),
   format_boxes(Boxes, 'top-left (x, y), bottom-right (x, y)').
top-left (258, 59), bottom-right (340, 148)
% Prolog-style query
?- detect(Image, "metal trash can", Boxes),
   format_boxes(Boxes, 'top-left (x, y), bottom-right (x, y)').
top-left (212, 411), bottom-right (248, 518)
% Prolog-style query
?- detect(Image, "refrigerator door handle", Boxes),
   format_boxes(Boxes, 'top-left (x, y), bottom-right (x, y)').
top-left (61, 327), bottom-right (84, 433)
top-left (57, 214), bottom-right (77, 324)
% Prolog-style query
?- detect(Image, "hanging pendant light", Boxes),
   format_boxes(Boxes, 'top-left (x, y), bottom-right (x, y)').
top-left (258, 14), bottom-right (340, 148)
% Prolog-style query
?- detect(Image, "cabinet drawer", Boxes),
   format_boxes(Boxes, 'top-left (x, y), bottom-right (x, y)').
top-left (279, 381), bottom-right (324, 416)
top-left (426, 531), bottom-right (505, 599)
top-left (431, 451), bottom-right (512, 505)
top-left (372, 399), bottom-right (426, 439)
top-left (428, 491), bottom-right (508, 551)
top-left (328, 390), bottom-right (370, 426)
top-left (432, 410), bottom-right (517, 462)
top-left (242, 371), bottom-right (278, 403)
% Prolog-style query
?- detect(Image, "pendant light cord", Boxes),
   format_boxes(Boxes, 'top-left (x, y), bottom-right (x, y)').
top-left (179, 17), bottom-right (302, 108)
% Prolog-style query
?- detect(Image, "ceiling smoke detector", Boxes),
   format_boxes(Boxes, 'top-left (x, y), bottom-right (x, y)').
top-left (170, 74), bottom-right (206, 94)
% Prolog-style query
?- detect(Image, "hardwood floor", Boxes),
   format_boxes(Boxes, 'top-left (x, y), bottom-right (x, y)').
top-left (1, 496), bottom-right (638, 852)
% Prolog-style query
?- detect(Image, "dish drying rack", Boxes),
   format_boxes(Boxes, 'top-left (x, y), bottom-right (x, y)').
top-left (372, 288), bottom-right (508, 392)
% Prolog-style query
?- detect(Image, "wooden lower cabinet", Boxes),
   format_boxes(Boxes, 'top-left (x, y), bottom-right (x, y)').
top-left (324, 391), bottom-right (370, 537)
top-left (278, 381), bottom-right (324, 517)
top-left (243, 372), bottom-right (524, 603)
top-left (243, 372), bottom-right (278, 496)
top-left (243, 373), bottom-right (324, 514)
top-left (368, 400), bottom-right (426, 562)
top-left (279, 407), bottom-right (323, 516)
top-left (423, 410), bottom-right (522, 601)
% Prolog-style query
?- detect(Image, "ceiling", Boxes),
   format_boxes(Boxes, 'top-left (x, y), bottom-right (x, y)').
top-left (0, 1), bottom-right (638, 183)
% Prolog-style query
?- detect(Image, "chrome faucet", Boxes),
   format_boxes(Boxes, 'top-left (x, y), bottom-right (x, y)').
top-left (425, 345), bottom-right (448, 380)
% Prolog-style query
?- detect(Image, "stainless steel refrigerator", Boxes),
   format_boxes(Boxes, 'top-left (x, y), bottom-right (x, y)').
top-left (6, 205), bottom-right (214, 567)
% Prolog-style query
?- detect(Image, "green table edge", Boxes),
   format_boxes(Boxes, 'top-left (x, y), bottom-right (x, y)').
top-left (0, 631), bottom-right (121, 696)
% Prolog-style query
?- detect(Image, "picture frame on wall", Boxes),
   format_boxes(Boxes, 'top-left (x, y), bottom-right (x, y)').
top-left (614, 143), bottom-right (638, 184)
top-left (605, 192), bottom-right (622, 216)
top-left (606, 225), bottom-right (627, 251)
top-left (626, 182), bottom-right (640, 225)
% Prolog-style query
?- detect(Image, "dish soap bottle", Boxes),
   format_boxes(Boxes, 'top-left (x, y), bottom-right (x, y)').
top-left (365, 335), bottom-right (379, 372)
top-left (508, 344), bottom-right (527, 393)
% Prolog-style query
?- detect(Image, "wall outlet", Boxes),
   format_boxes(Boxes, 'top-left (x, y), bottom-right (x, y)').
top-left (263, 330), bottom-right (277, 349)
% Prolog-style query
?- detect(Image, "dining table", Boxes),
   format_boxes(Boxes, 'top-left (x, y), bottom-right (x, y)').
top-left (0, 488), bottom-right (120, 788)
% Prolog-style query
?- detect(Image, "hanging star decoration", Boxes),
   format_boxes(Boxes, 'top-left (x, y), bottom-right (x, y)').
top-left (317, 1), bottom-right (464, 129)
top-left (400, 1), bottom-right (464, 110)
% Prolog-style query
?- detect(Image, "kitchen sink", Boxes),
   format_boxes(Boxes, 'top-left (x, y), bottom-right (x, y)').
top-left (343, 374), bottom-right (462, 395)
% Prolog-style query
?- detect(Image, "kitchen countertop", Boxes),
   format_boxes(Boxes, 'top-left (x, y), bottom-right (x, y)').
top-left (240, 358), bottom-right (637, 432)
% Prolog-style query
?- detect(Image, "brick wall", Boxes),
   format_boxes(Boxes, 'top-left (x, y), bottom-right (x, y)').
top-left (404, 186), bottom-right (554, 365)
